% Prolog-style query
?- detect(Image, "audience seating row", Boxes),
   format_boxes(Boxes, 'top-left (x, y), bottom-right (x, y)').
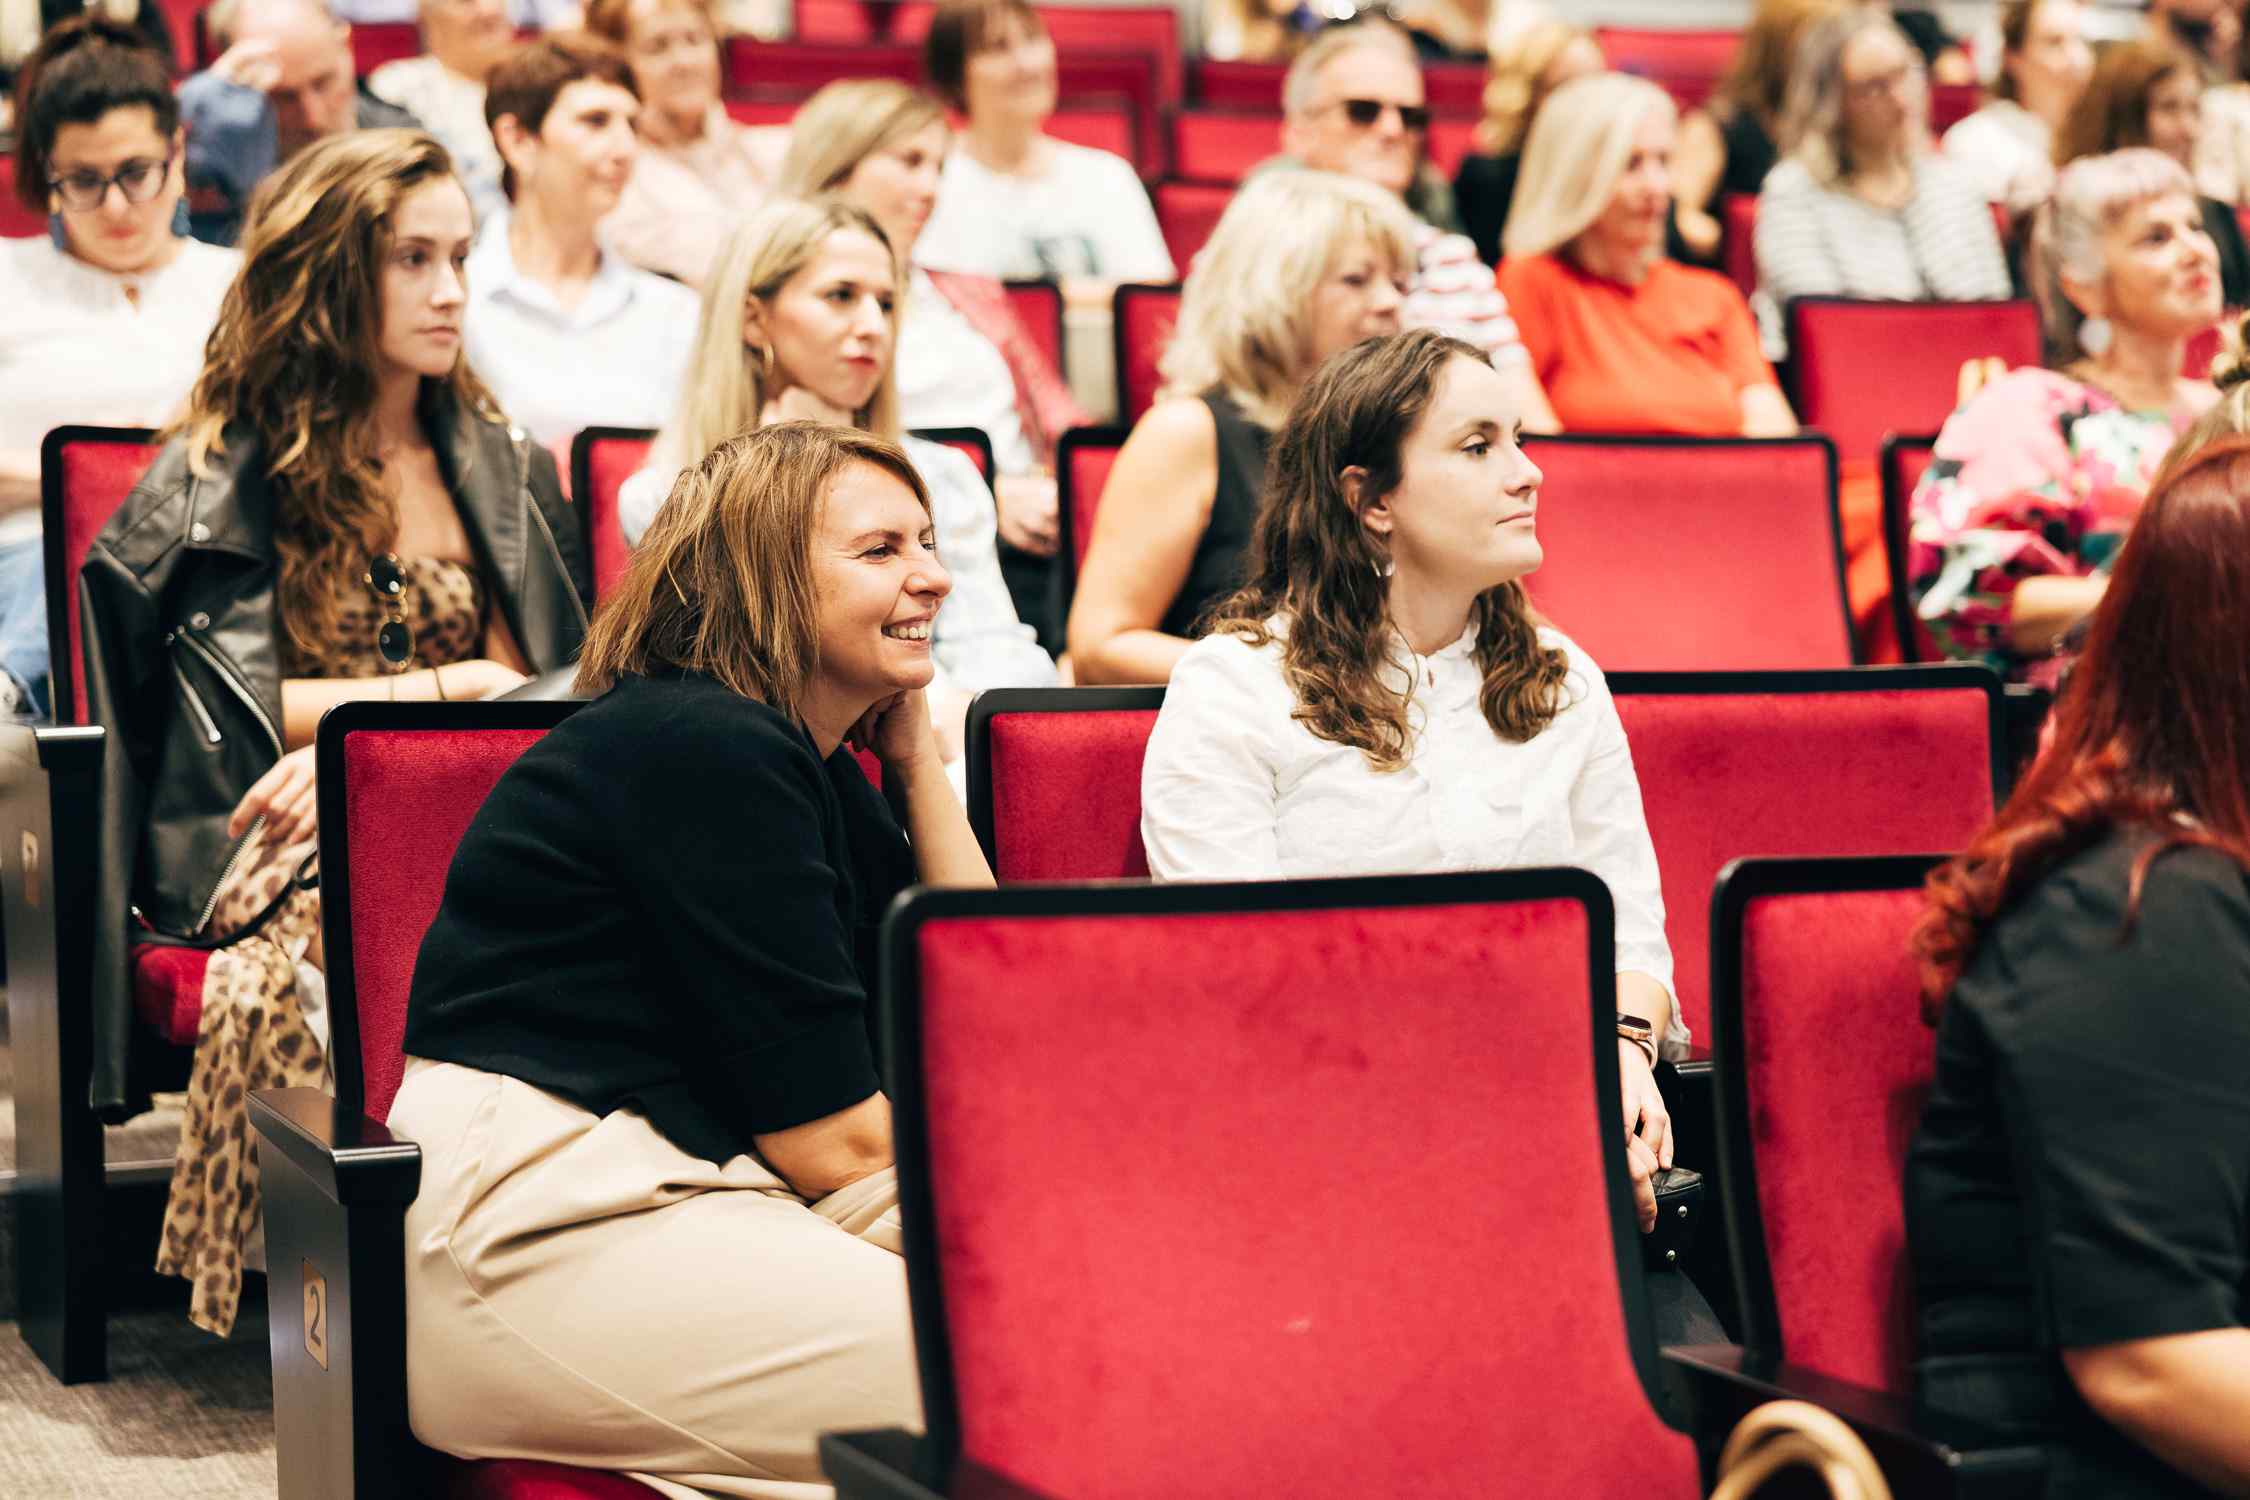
top-left (244, 700), bottom-right (2038, 1499)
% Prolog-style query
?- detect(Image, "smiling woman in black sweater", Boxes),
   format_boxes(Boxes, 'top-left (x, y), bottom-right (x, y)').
top-left (390, 421), bottom-right (992, 1499)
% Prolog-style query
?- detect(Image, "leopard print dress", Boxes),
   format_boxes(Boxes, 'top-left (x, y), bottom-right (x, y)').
top-left (157, 557), bottom-right (487, 1337)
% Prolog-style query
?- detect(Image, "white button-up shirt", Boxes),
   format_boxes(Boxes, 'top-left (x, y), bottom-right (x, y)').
top-left (1142, 619), bottom-right (1684, 1057)
top-left (463, 212), bottom-right (702, 451)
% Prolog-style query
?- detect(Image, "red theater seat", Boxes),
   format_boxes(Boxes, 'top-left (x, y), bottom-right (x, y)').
top-left (348, 21), bottom-right (422, 77)
top-left (1594, 26), bottom-right (1738, 111)
top-left (569, 427), bottom-right (653, 600)
top-left (1611, 667), bottom-right (2002, 1048)
top-left (1110, 282), bottom-right (1181, 423)
top-left (847, 870), bottom-right (1701, 1498)
top-left (1052, 424), bottom-right (1124, 621)
top-left (1002, 279), bottom-right (1065, 377)
top-left (1878, 432), bottom-right (1941, 662)
top-left (254, 701), bottom-right (665, 1500)
top-left (1721, 192), bottom-right (1758, 300)
top-left (1192, 58), bottom-right (1287, 111)
top-left (1522, 433), bottom-right (1853, 671)
top-left (912, 426), bottom-right (994, 482)
top-left (1152, 179), bottom-right (1232, 273)
top-left (1710, 855), bottom-right (1944, 1394)
top-left (1789, 298), bottom-right (2043, 468)
top-left (1169, 111), bottom-right (1278, 184)
top-left (0, 158), bottom-right (47, 238)
top-left (966, 686), bottom-right (1162, 880)
top-left (1929, 82), bottom-right (1980, 133)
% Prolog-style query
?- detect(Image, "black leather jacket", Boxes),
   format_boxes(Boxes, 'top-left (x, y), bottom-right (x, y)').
top-left (78, 392), bottom-right (592, 1119)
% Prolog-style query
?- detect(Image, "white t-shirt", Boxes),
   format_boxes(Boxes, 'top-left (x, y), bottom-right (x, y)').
top-left (463, 214), bottom-right (702, 451)
top-left (0, 236), bottom-right (240, 548)
top-left (913, 137), bottom-right (1175, 284)
top-left (1940, 100), bottom-right (2053, 215)
top-left (1141, 619), bottom-right (1685, 1057)
top-left (896, 267), bottom-right (1036, 475)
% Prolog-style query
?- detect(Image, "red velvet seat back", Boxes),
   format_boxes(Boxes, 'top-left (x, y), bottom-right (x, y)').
top-left (1593, 26), bottom-right (1738, 110)
top-left (1523, 434), bottom-right (1853, 670)
top-left (1722, 193), bottom-right (1758, 299)
top-left (1878, 433), bottom-right (1941, 662)
top-left (1193, 58), bottom-right (1287, 110)
top-left (1714, 857), bottom-right (1941, 1393)
top-left (894, 874), bottom-right (1697, 1498)
top-left (348, 22), bottom-right (421, 77)
top-left (322, 705), bottom-right (580, 1123)
top-left (795, 5), bottom-right (1182, 102)
top-left (965, 688), bottom-right (1162, 879)
top-left (43, 427), bottom-right (159, 725)
top-left (1613, 671), bottom-right (1997, 1046)
top-left (1929, 82), bottom-right (1980, 132)
top-left (1044, 106), bottom-right (1135, 168)
top-left (1112, 283), bottom-right (1181, 423)
top-left (0, 158), bottom-right (48, 238)
top-left (1054, 426), bottom-right (1126, 620)
top-left (1152, 179), bottom-right (1233, 273)
top-left (723, 38), bottom-right (920, 94)
top-left (569, 428), bottom-right (653, 601)
top-left (909, 427), bottom-right (994, 483)
top-left (1002, 279), bottom-right (1065, 376)
top-left (1790, 299), bottom-right (2042, 468)
top-left (1171, 112), bottom-right (1278, 184)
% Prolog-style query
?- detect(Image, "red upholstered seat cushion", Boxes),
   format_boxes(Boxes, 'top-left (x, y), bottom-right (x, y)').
top-left (1737, 885), bottom-right (1933, 1391)
top-left (912, 896), bottom-right (1698, 1497)
top-left (447, 1457), bottom-right (669, 1498)
top-left (1615, 684), bottom-right (1994, 1043)
top-left (131, 943), bottom-right (212, 1047)
top-left (985, 708), bottom-right (1157, 880)
top-left (1523, 436), bottom-right (1852, 671)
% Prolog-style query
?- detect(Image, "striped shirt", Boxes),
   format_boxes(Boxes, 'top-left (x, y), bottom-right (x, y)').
top-left (1750, 154), bottom-right (2010, 358)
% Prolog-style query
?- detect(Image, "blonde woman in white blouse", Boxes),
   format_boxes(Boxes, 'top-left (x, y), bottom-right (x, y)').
top-left (1141, 332), bottom-right (1709, 1337)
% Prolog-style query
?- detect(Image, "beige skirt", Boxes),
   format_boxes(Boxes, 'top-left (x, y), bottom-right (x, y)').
top-left (389, 1059), bottom-right (922, 1500)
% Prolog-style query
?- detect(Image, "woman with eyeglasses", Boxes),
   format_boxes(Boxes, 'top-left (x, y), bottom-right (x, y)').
top-left (79, 128), bottom-right (590, 1340)
top-left (0, 17), bottom-right (240, 719)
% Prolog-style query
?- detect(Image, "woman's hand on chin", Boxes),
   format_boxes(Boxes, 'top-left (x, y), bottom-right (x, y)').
top-left (848, 688), bottom-right (944, 772)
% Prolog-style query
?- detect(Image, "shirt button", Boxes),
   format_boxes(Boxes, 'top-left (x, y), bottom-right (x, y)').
top-left (189, 522), bottom-right (210, 543)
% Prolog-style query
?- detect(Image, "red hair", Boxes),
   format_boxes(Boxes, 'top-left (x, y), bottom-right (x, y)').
top-left (1914, 436), bottom-right (2250, 1018)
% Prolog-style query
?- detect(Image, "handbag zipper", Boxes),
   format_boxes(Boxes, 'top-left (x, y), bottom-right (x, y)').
top-left (170, 659), bottom-right (223, 745)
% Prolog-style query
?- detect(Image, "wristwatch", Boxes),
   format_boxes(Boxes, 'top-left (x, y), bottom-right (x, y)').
top-left (1616, 1012), bottom-right (1657, 1068)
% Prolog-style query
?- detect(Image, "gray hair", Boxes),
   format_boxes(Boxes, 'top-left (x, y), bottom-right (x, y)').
top-left (1282, 17), bottom-right (1418, 118)
top-left (1778, 8), bottom-right (1926, 185)
top-left (2032, 148), bottom-right (2200, 362)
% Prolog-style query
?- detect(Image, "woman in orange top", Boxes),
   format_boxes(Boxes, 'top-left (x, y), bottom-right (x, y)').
top-left (1499, 72), bottom-right (1798, 437)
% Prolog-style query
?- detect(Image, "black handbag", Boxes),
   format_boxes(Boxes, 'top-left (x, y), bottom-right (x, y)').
top-left (1642, 1165), bottom-right (1704, 1271)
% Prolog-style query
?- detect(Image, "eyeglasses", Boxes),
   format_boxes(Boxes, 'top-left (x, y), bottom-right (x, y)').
top-left (1331, 97), bottom-right (1431, 133)
top-left (46, 146), bottom-right (179, 213)
top-left (365, 552), bottom-right (416, 672)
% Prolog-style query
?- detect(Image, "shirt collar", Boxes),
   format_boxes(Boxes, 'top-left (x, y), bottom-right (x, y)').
top-left (471, 208), bottom-right (637, 327)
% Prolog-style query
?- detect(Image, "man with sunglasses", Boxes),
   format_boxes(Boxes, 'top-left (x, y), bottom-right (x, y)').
top-left (1273, 20), bottom-right (1558, 430)
top-left (178, 0), bottom-right (421, 244)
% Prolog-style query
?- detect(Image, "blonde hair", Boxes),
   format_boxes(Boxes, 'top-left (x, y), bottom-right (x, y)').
top-left (575, 422), bottom-right (931, 709)
top-left (176, 129), bottom-right (502, 668)
top-left (777, 79), bottom-right (946, 196)
top-left (1474, 18), bottom-right (1593, 156)
top-left (1503, 72), bottom-right (1676, 260)
top-left (651, 196), bottom-right (902, 475)
top-left (1282, 18), bottom-right (1417, 118)
top-left (1157, 170), bottom-right (1420, 429)
top-left (1709, 0), bottom-right (1844, 132)
top-left (1779, 9), bottom-right (1927, 186)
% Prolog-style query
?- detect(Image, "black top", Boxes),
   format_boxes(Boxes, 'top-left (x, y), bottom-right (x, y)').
top-left (1161, 389), bottom-right (1270, 640)
top-left (403, 670), bottom-right (916, 1165)
top-left (1905, 830), bottom-right (2250, 1500)
top-left (2203, 196), bottom-right (2250, 311)
top-left (1714, 107), bottom-right (1780, 204)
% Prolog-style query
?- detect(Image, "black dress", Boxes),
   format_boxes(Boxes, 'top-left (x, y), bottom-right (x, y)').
top-left (2202, 196), bottom-right (2250, 311)
top-left (1905, 829), bottom-right (2250, 1500)
top-left (1158, 389), bottom-right (1271, 640)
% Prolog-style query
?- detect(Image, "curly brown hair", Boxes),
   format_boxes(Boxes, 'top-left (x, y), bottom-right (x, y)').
top-left (173, 128), bottom-right (502, 668)
top-left (1205, 329), bottom-right (1569, 773)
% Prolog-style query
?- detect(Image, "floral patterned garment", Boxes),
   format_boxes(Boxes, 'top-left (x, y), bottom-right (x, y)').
top-left (1908, 368), bottom-right (2214, 686)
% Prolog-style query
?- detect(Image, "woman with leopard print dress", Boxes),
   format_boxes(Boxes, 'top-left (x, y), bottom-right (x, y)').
top-left (79, 129), bottom-right (591, 1336)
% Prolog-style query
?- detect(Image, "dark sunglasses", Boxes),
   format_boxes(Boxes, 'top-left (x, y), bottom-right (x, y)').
top-left (47, 145), bottom-right (179, 213)
top-left (1336, 97), bottom-right (1431, 133)
top-left (365, 552), bottom-right (415, 671)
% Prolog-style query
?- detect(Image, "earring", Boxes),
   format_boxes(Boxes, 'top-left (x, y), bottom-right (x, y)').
top-left (2078, 316), bottom-right (2114, 357)
top-left (47, 212), bottom-right (67, 250)
top-left (171, 196), bottom-right (191, 238)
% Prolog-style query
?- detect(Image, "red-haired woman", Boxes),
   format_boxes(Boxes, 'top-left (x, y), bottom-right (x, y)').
top-left (1907, 434), bottom-right (2250, 1500)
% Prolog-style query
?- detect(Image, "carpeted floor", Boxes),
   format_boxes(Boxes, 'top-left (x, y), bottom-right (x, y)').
top-left (0, 1304), bottom-right (276, 1497)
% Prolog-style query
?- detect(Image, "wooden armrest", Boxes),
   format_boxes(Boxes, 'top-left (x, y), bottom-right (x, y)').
top-left (248, 1088), bottom-right (420, 1206)
top-left (1665, 1343), bottom-right (2047, 1497)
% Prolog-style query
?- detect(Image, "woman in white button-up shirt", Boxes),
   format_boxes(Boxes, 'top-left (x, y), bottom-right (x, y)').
top-left (1143, 330), bottom-right (1704, 1307)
